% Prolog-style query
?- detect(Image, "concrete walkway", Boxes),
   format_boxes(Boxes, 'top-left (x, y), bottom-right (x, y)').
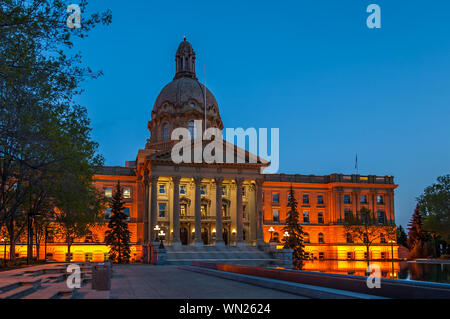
top-left (110, 265), bottom-right (306, 299)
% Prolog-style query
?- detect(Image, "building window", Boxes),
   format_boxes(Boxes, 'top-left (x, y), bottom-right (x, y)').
top-left (302, 194), bottom-right (309, 204)
top-left (188, 121), bottom-right (195, 139)
top-left (360, 195), bottom-right (368, 204)
top-left (380, 233), bottom-right (386, 243)
top-left (344, 194), bottom-right (351, 204)
top-left (381, 252), bottom-right (387, 259)
top-left (200, 185), bottom-right (206, 195)
top-left (273, 232), bottom-right (280, 243)
top-left (104, 207), bottom-right (111, 219)
top-left (346, 233), bottom-right (353, 243)
top-left (303, 211), bottom-right (309, 224)
top-left (201, 205), bottom-right (207, 217)
top-left (222, 186), bottom-right (227, 196)
top-left (158, 203), bottom-right (167, 218)
top-left (123, 188), bottom-right (131, 199)
top-left (273, 210), bottom-right (279, 223)
top-left (123, 207), bottom-right (130, 219)
top-left (319, 252), bottom-right (325, 260)
top-left (180, 185), bottom-right (186, 195)
top-left (347, 252), bottom-right (353, 260)
top-left (162, 123), bottom-right (169, 141)
top-left (317, 195), bottom-right (324, 205)
top-left (344, 209), bottom-right (353, 222)
top-left (318, 212), bottom-right (324, 224)
top-left (222, 205), bottom-right (228, 217)
top-left (377, 211), bottom-right (386, 224)
top-left (304, 233), bottom-right (310, 243)
top-left (104, 188), bottom-right (112, 198)
top-left (272, 192), bottom-right (279, 204)
top-left (318, 233), bottom-right (324, 244)
top-left (242, 186), bottom-right (246, 196)
top-left (377, 195), bottom-right (384, 205)
top-left (180, 204), bottom-right (187, 216)
top-left (364, 252), bottom-right (368, 260)
top-left (159, 184), bottom-right (166, 194)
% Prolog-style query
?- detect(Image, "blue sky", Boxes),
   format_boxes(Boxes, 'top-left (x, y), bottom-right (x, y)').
top-left (74, 0), bottom-right (450, 228)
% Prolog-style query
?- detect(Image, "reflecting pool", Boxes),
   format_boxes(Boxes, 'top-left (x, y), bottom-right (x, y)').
top-left (301, 260), bottom-right (450, 284)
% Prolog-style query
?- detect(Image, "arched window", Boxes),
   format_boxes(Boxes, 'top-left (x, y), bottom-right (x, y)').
top-left (304, 233), bottom-right (310, 243)
top-left (318, 233), bottom-right (324, 244)
top-left (346, 233), bottom-right (353, 243)
top-left (162, 123), bottom-right (169, 141)
top-left (185, 57), bottom-right (189, 71)
top-left (188, 121), bottom-right (195, 139)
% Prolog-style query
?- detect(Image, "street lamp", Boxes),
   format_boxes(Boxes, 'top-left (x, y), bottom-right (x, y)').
top-left (159, 230), bottom-right (166, 249)
top-left (283, 231), bottom-right (290, 249)
top-left (154, 225), bottom-right (160, 242)
top-left (268, 227), bottom-right (275, 242)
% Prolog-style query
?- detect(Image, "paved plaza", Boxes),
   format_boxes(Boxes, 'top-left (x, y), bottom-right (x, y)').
top-left (109, 265), bottom-right (306, 299)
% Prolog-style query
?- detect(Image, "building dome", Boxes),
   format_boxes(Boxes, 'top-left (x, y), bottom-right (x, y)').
top-left (148, 38), bottom-right (223, 144)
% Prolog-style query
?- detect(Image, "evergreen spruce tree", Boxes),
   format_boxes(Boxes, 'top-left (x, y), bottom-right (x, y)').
top-left (396, 225), bottom-right (408, 248)
top-left (105, 182), bottom-right (131, 264)
top-left (282, 186), bottom-right (305, 269)
top-left (407, 204), bottom-right (427, 255)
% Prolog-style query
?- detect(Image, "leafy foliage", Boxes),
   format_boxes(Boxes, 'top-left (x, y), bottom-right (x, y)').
top-left (105, 182), bottom-right (131, 264)
top-left (282, 187), bottom-right (305, 269)
top-left (344, 207), bottom-right (396, 264)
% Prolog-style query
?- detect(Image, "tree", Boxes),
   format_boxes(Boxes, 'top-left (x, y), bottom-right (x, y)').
top-left (53, 175), bottom-right (104, 262)
top-left (396, 225), bottom-right (408, 248)
top-left (105, 182), bottom-right (131, 264)
top-left (407, 204), bottom-right (428, 254)
top-left (0, 0), bottom-right (111, 261)
top-left (417, 175), bottom-right (450, 253)
top-left (344, 207), bottom-right (395, 266)
top-left (282, 186), bottom-right (305, 270)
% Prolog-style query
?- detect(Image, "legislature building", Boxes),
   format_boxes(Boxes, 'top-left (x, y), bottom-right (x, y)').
top-left (12, 39), bottom-right (399, 265)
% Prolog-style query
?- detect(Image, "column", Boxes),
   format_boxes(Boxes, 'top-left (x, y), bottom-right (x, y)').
top-left (172, 176), bottom-right (181, 247)
top-left (150, 175), bottom-right (159, 243)
top-left (235, 178), bottom-right (244, 246)
top-left (214, 177), bottom-right (224, 246)
top-left (255, 179), bottom-right (265, 246)
top-left (143, 172), bottom-right (149, 244)
top-left (193, 177), bottom-right (203, 246)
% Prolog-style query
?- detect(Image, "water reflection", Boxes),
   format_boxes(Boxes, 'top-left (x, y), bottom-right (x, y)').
top-left (302, 260), bottom-right (450, 284)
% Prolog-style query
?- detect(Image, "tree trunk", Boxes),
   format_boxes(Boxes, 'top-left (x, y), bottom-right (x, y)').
top-left (8, 218), bottom-right (15, 261)
top-left (366, 245), bottom-right (370, 268)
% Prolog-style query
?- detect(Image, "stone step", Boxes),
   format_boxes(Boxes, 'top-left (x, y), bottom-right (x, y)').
top-left (0, 282), bottom-right (38, 299)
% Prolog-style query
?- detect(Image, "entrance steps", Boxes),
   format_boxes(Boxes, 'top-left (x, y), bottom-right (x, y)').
top-left (165, 245), bottom-right (278, 266)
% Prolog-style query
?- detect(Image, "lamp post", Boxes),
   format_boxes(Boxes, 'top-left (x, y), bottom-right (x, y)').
top-left (159, 230), bottom-right (166, 249)
top-left (283, 231), bottom-right (290, 249)
top-left (268, 227), bottom-right (275, 242)
top-left (154, 225), bottom-right (160, 242)
top-left (231, 228), bottom-right (236, 245)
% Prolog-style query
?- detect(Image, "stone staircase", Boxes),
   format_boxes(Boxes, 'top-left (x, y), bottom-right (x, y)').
top-left (165, 245), bottom-right (279, 267)
top-left (0, 263), bottom-right (94, 299)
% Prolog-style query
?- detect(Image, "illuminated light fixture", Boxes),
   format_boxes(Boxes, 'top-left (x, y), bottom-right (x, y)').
top-left (212, 228), bottom-right (216, 233)
top-left (192, 228), bottom-right (195, 233)
top-left (231, 229), bottom-right (236, 234)
top-left (268, 226), bottom-right (275, 242)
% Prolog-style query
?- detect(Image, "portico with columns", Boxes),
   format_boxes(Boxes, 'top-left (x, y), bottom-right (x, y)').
top-left (137, 162), bottom-right (265, 248)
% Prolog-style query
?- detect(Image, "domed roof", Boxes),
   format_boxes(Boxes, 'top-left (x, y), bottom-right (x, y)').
top-left (147, 39), bottom-right (223, 145)
top-left (152, 77), bottom-right (218, 114)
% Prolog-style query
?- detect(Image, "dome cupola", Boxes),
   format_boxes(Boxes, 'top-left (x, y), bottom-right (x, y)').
top-left (147, 38), bottom-right (223, 146)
